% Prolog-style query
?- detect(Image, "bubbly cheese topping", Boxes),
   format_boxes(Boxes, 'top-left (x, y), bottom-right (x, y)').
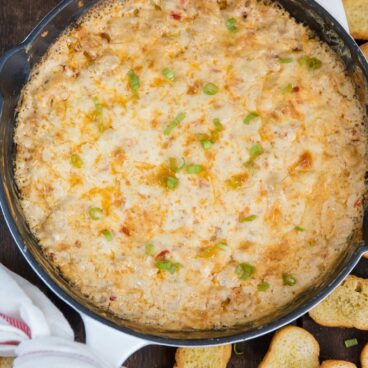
top-left (15, 0), bottom-right (366, 330)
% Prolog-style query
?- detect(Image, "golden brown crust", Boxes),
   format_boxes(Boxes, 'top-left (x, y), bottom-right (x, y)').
top-left (309, 275), bottom-right (368, 329)
top-left (174, 345), bottom-right (232, 368)
top-left (0, 358), bottom-right (14, 368)
top-left (259, 326), bottom-right (320, 368)
top-left (343, 0), bottom-right (368, 40)
top-left (360, 43), bottom-right (368, 59)
top-left (321, 360), bottom-right (357, 368)
top-left (361, 343), bottom-right (368, 368)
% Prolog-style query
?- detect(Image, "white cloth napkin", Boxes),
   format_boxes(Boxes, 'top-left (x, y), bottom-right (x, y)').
top-left (0, 264), bottom-right (112, 368)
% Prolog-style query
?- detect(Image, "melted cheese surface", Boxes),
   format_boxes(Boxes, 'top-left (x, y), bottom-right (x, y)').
top-left (15, 0), bottom-right (366, 330)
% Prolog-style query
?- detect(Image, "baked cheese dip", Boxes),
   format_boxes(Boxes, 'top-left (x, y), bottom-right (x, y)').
top-left (15, 0), bottom-right (366, 330)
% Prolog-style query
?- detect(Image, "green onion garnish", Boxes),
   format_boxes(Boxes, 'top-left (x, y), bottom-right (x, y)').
top-left (249, 144), bottom-right (263, 157)
top-left (156, 260), bottom-right (181, 274)
top-left (127, 69), bottom-right (140, 93)
top-left (235, 262), bottom-right (255, 280)
top-left (186, 164), bottom-right (203, 174)
top-left (93, 97), bottom-right (104, 132)
top-left (294, 226), bottom-right (305, 232)
top-left (201, 139), bottom-right (214, 150)
top-left (88, 207), bottom-right (103, 220)
top-left (203, 82), bottom-right (219, 95)
top-left (164, 112), bottom-right (186, 135)
top-left (298, 56), bottom-right (322, 70)
top-left (283, 272), bottom-right (297, 286)
top-left (243, 111), bottom-right (259, 125)
top-left (162, 67), bottom-right (175, 81)
top-left (240, 215), bottom-right (257, 223)
top-left (282, 83), bottom-right (293, 94)
top-left (216, 242), bottom-right (228, 251)
top-left (168, 157), bottom-right (185, 172)
top-left (344, 338), bottom-right (358, 348)
top-left (71, 154), bottom-right (83, 168)
top-left (213, 118), bottom-right (224, 131)
top-left (233, 344), bottom-right (244, 356)
top-left (166, 176), bottom-right (179, 190)
top-left (244, 144), bottom-right (264, 167)
top-left (145, 243), bottom-right (155, 256)
top-left (258, 281), bottom-right (270, 292)
top-left (226, 17), bottom-right (238, 32)
top-left (101, 230), bottom-right (113, 241)
top-left (279, 57), bottom-right (293, 64)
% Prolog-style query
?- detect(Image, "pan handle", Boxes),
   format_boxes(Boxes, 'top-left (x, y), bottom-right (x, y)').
top-left (81, 314), bottom-right (149, 368)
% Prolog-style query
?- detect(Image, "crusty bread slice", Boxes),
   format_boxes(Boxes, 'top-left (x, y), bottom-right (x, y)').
top-left (320, 360), bottom-right (357, 368)
top-left (361, 43), bottom-right (368, 59)
top-left (0, 358), bottom-right (13, 368)
top-left (361, 343), bottom-right (368, 368)
top-left (258, 326), bottom-right (320, 368)
top-left (309, 275), bottom-right (368, 329)
top-left (342, 0), bottom-right (368, 39)
top-left (174, 345), bottom-right (232, 368)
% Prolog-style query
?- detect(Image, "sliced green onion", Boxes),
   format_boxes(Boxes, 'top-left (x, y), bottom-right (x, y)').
top-left (203, 82), bottom-right (219, 95)
top-left (93, 97), bottom-right (104, 132)
top-left (240, 215), bottom-right (257, 223)
top-left (308, 57), bottom-right (322, 70)
top-left (93, 96), bottom-right (103, 114)
top-left (166, 176), bottom-right (179, 190)
top-left (282, 83), bottom-right (293, 94)
top-left (216, 242), bottom-right (228, 251)
top-left (249, 144), bottom-right (263, 157)
top-left (279, 57), bottom-right (293, 64)
top-left (283, 272), bottom-right (297, 286)
top-left (186, 164), bottom-right (203, 174)
top-left (71, 154), bottom-right (83, 168)
top-left (101, 229), bottom-right (113, 242)
top-left (145, 243), bottom-right (155, 256)
top-left (162, 67), bottom-right (175, 81)
top-left (258, 281), bottom-right (270, 292)
top-left (243, 111), bottom-right (259, 125)
top-left (294, 226), bottom-right (305, 232)
top-left (298, 56), bottom-right (322, 70)
top-left (213, 118), bottom-right (224, 132)
top-left (233, 344), bottom-right (244, 356)
top-left (156, 260), bottom-right (181, 274)
top-left (88, 207), bottom-right (103, 220)
top-left (201, 139), bottom-right (214, 150)
top-left (235, 262), bottom-right (255, 280)
top-left (168, 157), bottom-right (185, 172)
top-left (344, 338), bottom-right (358, 348)
top-left (164, 112), bottom-right (186, 135)
top-left (127, 69), bottom-right (140, 93)
top-left (226, 17), bottom-right (238, 32)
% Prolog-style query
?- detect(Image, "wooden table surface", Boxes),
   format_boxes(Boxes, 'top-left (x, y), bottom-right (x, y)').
top-left (0, 1), bottom-right (367, 367)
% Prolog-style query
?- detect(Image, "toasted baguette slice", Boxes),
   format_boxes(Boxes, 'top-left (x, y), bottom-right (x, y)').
top-left (321, 360), bottom-right (357, 368)
top-left (361, 43), bottom-right (368, 59)
top-left (258, 326), bottom-right (320, 368)
top-left (361, 343), bottom-right (368, 368)
top-left (0, 358), bottom-right (13, 368)
top-left (309, 275), bottom-right (368, 329)
top-left (342, 0), bottom-right (368, 40)
top-left (174, 345), bottom-right (232, 368)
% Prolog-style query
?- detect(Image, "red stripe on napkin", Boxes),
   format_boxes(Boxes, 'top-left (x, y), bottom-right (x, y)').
top-left (0, 313), bottom-right (32, 338)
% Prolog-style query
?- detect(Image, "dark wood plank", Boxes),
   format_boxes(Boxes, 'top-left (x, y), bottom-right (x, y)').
top-left (0, 1), bottom-right (367, 367)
